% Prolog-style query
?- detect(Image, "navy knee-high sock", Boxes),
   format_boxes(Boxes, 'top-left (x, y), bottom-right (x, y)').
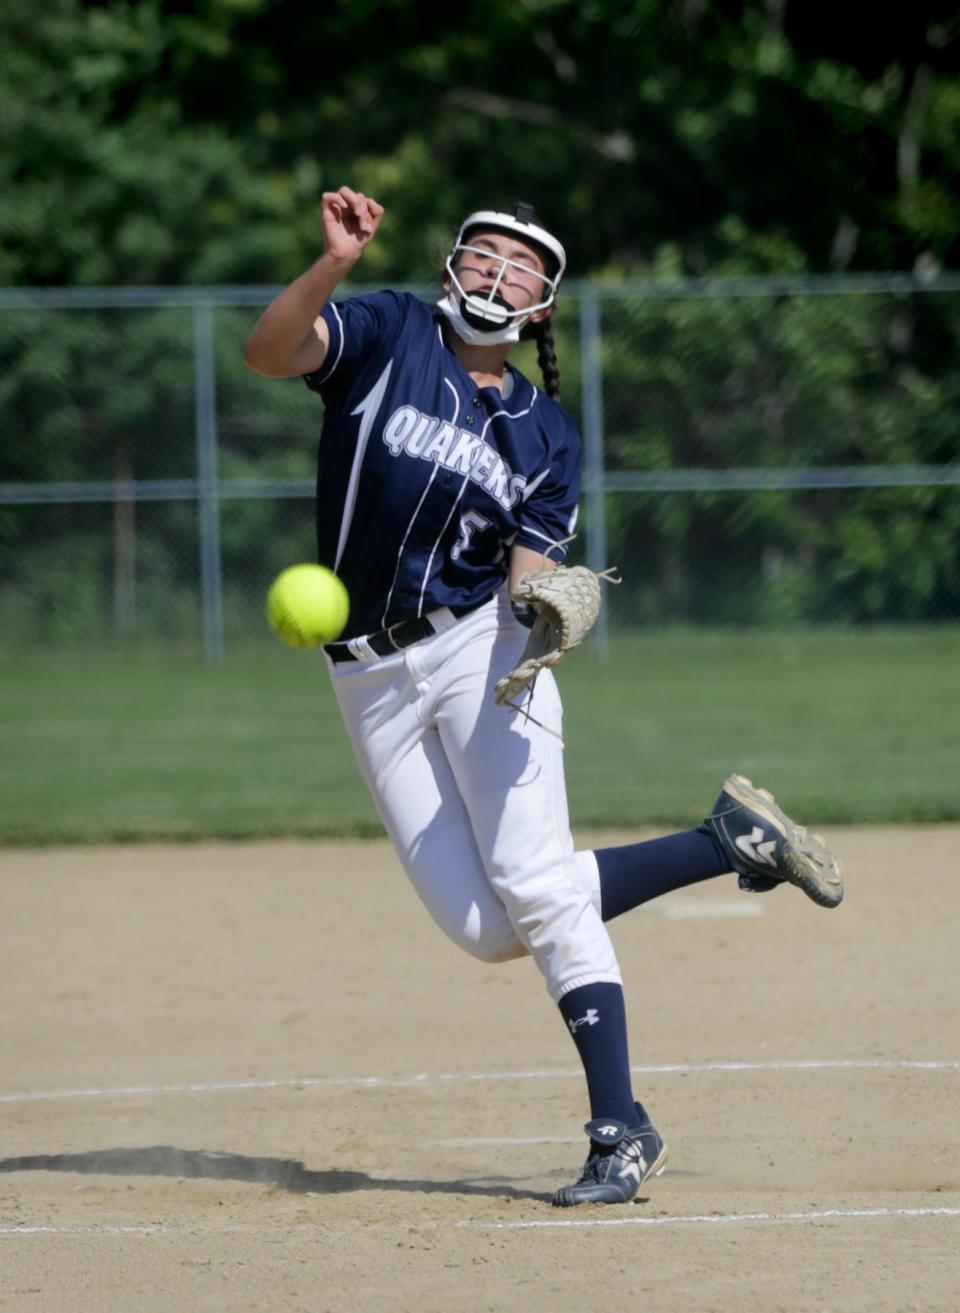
top-left (595, 828), bottom-right (730, 922)
top-left (558, 981), bottom-right (636, 1128)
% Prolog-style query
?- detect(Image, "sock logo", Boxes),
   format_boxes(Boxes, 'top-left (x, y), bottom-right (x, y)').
top-left (735, 826), bottom-right (778, 868)
top-left (567, 1008), bottom-right (600, 1036)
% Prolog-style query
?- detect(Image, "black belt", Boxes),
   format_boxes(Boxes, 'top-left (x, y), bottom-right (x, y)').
top-left (325, 598), bottom-right (491, 664)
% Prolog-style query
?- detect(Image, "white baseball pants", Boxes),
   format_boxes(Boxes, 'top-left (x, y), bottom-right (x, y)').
top-left (326, 591), bottom-right (622, 1002)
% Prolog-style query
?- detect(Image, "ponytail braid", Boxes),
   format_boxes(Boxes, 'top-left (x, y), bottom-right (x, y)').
top-left (534, 320), bottom-right (561, 399)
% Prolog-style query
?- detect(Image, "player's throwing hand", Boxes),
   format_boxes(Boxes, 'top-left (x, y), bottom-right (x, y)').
top-left (321, 186), bottom-right (384, 265)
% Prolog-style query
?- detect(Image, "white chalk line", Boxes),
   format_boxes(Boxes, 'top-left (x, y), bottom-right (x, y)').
top-left (2, 1206), bottom-right (959, 1239)
top-left (462, 1205), bottom-right (960, 1232)
top-left (0, 1226), bottom-right (165, 1237)
top-left (0, 1224), bottom-right (287, 1238)
top-left (1, 1059), bottom-right (957, 1107)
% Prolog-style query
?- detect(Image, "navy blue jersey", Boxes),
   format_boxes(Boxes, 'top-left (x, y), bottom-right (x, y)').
top-left (303, 291), bottom-right (582, 640)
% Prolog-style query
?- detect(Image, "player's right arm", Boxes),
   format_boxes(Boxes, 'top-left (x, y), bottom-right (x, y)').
top-left (244, 187), bottom-right (384, 378)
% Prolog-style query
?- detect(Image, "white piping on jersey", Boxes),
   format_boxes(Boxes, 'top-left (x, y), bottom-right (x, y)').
top-left (417, 380), bottom-right (470, 614)
top-left (479, 387), bottom-right (538, 439)
top-left (313, 302), bottom-right (345, 385)
top-left (382, 378), bottom-right (460, 626)
top-left (417, 472), bottom-right (471, 616)
top-left (521, 468), bottom-right (550, 502)
top-left (518, 523), bottom-right (570, 556)
top-left (444, 375), bottom-right (461, 423)
top-left (384, 465), bottom-right (440, 625)
top-left (335, 359), bottom-right (394, 573)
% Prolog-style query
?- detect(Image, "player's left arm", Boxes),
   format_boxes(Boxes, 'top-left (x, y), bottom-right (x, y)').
top-left (509, 544), bottom-right (557, 591)
top-left (511, 406), bottom-right (583, 576)
top-left (495, 428), bottom-right (614, 706)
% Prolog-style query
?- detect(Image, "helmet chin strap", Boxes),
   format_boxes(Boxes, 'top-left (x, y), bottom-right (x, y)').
top-left (437, 292), bottom-right (529, 346)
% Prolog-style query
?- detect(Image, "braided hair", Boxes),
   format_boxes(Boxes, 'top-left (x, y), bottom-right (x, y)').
top-left (520, 317), bottom-right (561, 399)
top-left (534, 319), bottom-right (560, 399)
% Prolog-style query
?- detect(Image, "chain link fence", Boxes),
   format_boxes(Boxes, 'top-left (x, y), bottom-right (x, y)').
top-left (2, 277), bottom-right (959, 662)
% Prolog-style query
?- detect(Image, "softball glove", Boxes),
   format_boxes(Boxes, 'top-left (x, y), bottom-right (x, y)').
top-left (494, 564), bottom-right (619, 707)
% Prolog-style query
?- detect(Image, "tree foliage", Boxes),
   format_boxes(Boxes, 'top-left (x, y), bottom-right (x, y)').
top-left (1, 0), bottom-right (958, 286)
top-left (2, 2), bottom-right (959, 646)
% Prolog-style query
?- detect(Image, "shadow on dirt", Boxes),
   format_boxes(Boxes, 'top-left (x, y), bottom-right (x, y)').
top-left (0, 1146), bottom-right (549, 1202)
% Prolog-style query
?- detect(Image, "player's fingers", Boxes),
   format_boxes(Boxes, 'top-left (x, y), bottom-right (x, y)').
top-left (356, 203), bottom-right (380, 239)
top-left (329, 186), bottom-right (364, 230)
top-left (364, 200), bottom-right (384, 235)
top-left (321, 191), bottom-right (347, 222)
top-left (330, 186), bottom-right (369, 233)
top-left (347, 191), bottom-right (375, 236)
top-left (336, 185), bottom-right (366, 217)
top-left (322, 186), bottom-right (377, 246)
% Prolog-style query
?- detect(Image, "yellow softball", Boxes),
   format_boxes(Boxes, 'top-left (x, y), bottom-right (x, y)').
top-left (267, 564), bottom-right (350, 649)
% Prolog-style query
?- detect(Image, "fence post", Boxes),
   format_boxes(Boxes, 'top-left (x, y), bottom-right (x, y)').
top-left (193, 302), bottom-right (224, 666)
top-left (579, 285), bottom-right (609, 658)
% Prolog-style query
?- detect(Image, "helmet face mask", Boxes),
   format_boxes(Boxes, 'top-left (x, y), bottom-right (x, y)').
top-left (438, 204), bottom-right (566, 345)
top-left (448, 242), bottom-right (557, 329)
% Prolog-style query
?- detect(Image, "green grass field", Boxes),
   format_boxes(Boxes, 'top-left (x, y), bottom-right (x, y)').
top-left (1, 627), bottom-right (957, 846)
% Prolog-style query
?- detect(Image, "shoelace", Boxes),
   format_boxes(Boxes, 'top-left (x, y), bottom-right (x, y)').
top-left (576, 1150), bottom-right (608, 1184)
top-left (578, 1139), bottom-right (632, 1183)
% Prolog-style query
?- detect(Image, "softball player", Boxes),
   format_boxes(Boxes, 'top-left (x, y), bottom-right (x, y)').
top-left (246, 186), bottom-right (843, 1207)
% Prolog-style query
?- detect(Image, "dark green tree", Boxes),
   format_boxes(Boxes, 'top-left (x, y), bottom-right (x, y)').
top-left (1, 0), bottom-right (958, 286)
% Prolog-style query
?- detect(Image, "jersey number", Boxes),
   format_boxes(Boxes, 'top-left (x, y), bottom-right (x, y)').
top-left (451, 511), bottom-right (492, 561)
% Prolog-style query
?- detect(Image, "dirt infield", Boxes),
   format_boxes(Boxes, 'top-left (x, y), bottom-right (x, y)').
top-left (2, 828), bottom-right (958, 1312)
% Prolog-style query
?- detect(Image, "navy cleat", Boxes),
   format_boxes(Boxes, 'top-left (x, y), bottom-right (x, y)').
top-left (705, 773), bottom-right (844, 908)
top-left (552, 1103), bottom-right (668, 1207)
